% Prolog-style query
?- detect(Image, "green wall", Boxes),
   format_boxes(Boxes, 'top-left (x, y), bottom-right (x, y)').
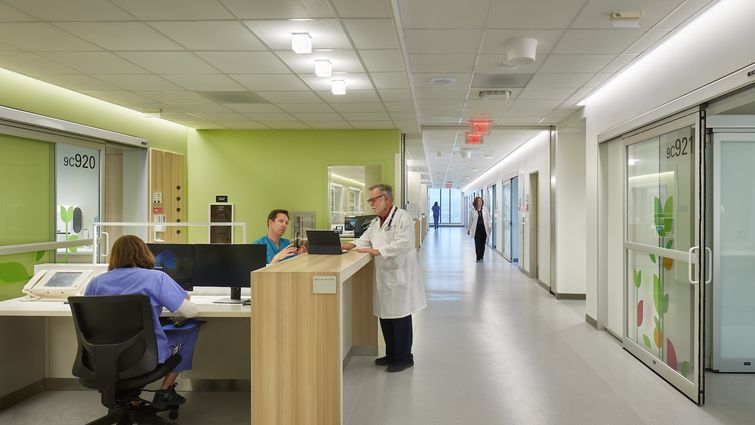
top-left (0, 134), bottom-right (54, 299)
top-left (187, 129), bottom-right (399, 242)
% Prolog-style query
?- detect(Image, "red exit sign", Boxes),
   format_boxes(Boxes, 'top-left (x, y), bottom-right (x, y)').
top-left (445, 182), bottom-right (453, 188)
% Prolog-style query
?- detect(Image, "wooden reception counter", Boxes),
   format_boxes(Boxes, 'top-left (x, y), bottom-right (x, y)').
top-left (251, 251), bottom-right (377, 425)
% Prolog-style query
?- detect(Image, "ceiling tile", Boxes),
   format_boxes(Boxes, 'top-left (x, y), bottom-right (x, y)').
top-left (0, 53), bottom-right (75, 76)
top-left (55, 22), bottom-right (183, 51)
top-left (409, 54), bottom-right (476, 73)
top-left (255, 91), bottom-right (322, 103)
top-left (412, 73), bottom-right (472, 89)
top-left (117, 52), bottom-right (218, 74)
top-left (93, 74), bottom-right (184, 91)
top-left (0, 23), bottom-right (100, 51)
top-left (359, 50), bottom-right (405, 73)
top-left (196, 52), bottom-right (289, 74)
top-left (36, 74), bottom-right (123, 91)
top-left (162, 74), bottom-right (246, 91)
top-left (0, 41), bottom-right (19, 52)
top-left (553, 29), bottom-right (643, 54)
top-left (539, 54), bottom-right (615, 73)
top-left (256, 120), bottom-right (311, 129)
top-left (150, 21), bottom-right (266, 51)
top-left (331, 0), bottom-right (392, 18)
top-left (220, 0), bottom-right (334, 19)
top-left (330, 102), bottom-right (386, 113)
top-left (38, 52), bottom-right (147, 74)
top-left (189, 111), bottom-right (248, 121)
top-left (218, 121), bottom-right (267, 129)
top-left (135, 91), bottom-right (211, 103)
top-left (171, 120), bottom-right (228, 129)
top-left (384, 102), bottom-right (415, 112)
top-left (572, 0), bottom-right (684, 30)
top-left (223, 103), bottom-right (282, 113)
top-left (301, 73), bottom-right (372, 91)
top-left (399, 0), bottom-right (489, 29)
top-left (414, 88), bottom-right (470, 100)
top-left (112, 0), bottom-right (234, 20)
top-left (601, 54), bottom-right (637, 73)
top-left (161, 112), bottom-right (205, 121)
top-left (0, 3), bottom-right (36, 21)
top-left (244, 19), bottom-right (350, 51)
top-left (292, 112), bottom-right (345, 121)
top-left (486, 0), bottom-right (587, 29)
top-left (625, 29), bottom-right (671, 55)
top-left (232, 74), bottom-right (308, 91)
top-left (306, 121), bottom-right (353, 129)
top-left (342, 19), bottom-right (400, 50)
top-left (655, 0), bottom-right (715, 30)
top-left (518, 87), bottom-right (575, 100)
top-left (475, 54), bottom-right (545, 74)
top-left (4, 0), bottom-right (133, 21)
top-left (527, 73), bottom-right (592, 89)
top-left (79, 91), bottom-right (152, 106)
top-left (378, 89), bottom-right (413, 102)
top-left (163, 103), bottom-right (233, 113)
top-left (404, 29), bottom-right (483, 54)
top-left (347, 121), bottom-right (395, 128)
top-left (583, 73), bottom-right (613, 90)
top-left (276, 103), bottom-right (334, 113)
top-left (277, 50), bottom-right (365, 74)
top-left (509, 99), bottom-right (563, 110)
top-left (370, 72), bottom-right (409, 89)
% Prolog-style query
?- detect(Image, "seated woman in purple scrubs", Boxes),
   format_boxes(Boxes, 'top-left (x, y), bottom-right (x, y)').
top-left (85, 235), bottom-right (200, 409)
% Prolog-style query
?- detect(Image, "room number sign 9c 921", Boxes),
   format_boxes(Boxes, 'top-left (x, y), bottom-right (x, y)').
top-left (666, 136), bottom-right (692, 159)
top-left (62, 153), bottom-right (96, 169)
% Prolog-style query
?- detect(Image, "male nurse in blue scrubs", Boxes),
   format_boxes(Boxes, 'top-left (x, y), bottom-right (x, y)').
top-left (253, 209), bottom-right (306, 264)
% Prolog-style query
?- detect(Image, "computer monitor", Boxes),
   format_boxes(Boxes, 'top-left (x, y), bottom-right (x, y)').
top-left (194, 243), bottom-right (267, 304)
top-left (147, 243), bottom-right (195, 290)
top-left (353, 215), bottom-right (377, 238)
top-left (344, 216), bottom-right (356, 231)
top-left (306, 230), bottom-right (342, 255)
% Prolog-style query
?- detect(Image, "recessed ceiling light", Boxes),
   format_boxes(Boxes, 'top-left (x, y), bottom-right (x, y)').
top-left (289, 18), bottom-right (313, 22)
top-left (291, 33), bottom-right (312, 54)
top-left (331, 79), bottom-right (346, 95)
top-left (315, 60), bottom-right (332, 77)
top-left (427, 77), bottom-right (457, 86)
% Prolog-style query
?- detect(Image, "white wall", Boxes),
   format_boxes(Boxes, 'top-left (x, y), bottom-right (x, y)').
top-left (406, 171), bottom-right (421, 218)
top-left (583, 0), bottom-right (755, 319)
top-left (555, 131), bottom-right (586, 295)
top-left (465, 131), bottom-right (551, 285)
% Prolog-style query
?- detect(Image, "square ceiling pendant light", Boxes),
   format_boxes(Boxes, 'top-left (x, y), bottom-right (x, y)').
top-left (609, 11), bottom-right (642, 28)
top-left (315, 59), bottom-right (332, 77)
top-left (465, 132), bottom-right (483, 144)
top-left (291, 33), bottom-right (312, 53)
top-left (331, 79), bottom-right (346, 95)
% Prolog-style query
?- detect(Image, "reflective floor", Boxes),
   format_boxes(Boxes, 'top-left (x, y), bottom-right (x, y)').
top-left (1, 227), bottom-right (753, 424)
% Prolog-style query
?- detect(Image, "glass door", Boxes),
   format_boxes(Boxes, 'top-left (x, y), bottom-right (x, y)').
top-left (502, 181), bottom-right (512, 261)
top-left (489, 184), bottom-right (497, 249)
top-left (623, 109), bottom-right (705, 403)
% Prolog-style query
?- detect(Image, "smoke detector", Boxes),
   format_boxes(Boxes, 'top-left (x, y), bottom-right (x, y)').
top-left (478, 90), bottom-right (511, 101)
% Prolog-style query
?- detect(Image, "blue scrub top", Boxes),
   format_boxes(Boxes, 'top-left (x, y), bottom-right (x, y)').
top-left (85, 267), bottom-right (187, 364)
top-left (253, 235), bottom-right (293, 264)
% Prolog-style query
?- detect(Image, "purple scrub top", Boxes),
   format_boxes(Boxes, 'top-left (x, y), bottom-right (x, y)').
top-left (85, 267), bottom-right (187, 364)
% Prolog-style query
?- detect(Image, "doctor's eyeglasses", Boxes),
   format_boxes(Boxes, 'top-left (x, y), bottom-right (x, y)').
top-left (367, 194), bottom-right (386, 205)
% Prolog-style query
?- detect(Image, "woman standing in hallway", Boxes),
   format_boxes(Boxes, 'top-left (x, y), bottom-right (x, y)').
top-left (468, 196), bottom-right (491, 263)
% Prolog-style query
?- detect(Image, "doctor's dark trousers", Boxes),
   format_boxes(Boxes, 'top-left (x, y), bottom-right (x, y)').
top-left (474, 224), bottom-right (487, 261)
top-left (379, 315), bottom-right (413, 364)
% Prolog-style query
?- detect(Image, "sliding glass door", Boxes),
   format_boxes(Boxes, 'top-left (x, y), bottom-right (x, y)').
top-left (623, 109), bottom-right (705, 403)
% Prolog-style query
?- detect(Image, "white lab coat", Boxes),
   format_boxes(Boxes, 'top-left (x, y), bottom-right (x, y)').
top-left (354, 206), bottom-right (427, 319)
top-left (467, 207), bottom-right (492, 237)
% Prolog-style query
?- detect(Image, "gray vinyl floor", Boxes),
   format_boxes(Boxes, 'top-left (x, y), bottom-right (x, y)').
top-left (1, 227), bottom-right (754, 424)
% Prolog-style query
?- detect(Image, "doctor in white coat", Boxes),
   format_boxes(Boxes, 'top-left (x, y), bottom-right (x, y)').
top-left (342, 184), bottom-right (427, 373)
top-left (468, 196), bottom-right (492, 262)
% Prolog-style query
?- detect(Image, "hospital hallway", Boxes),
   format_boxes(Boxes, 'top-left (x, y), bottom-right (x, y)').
top-left (342, 227), bottom-right (751, 425)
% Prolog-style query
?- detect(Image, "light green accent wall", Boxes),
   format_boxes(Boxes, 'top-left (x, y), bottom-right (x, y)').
top-left (187, 129), bottom-right (400, 242)
top-left (0, 67), bottom-right (188, 154)
top-left (0, 134), bottom-right (54, 300)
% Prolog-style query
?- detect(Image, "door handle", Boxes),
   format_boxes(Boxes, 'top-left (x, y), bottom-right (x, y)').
top-left (101, 231), bottom-right (110, 258)
top-left (688, 246), bottom-right (699, 284)
top-left (705, 247), bottom-right (712, 284)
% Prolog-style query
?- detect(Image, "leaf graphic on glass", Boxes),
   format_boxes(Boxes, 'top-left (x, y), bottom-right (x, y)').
top-left (662, 197), bottom-right (673, 236)
top-left (653, 317), bottom-right (663, 349)
top-left (35, 250), bottom-right (45, 261)
top-left (643, 334), bottom-right (652, 350)
top-left (633, 269), bottom-right (642, 288)
top-left (0, 262), bottom-right (32, 283)
top-left (680, 361), bottom-right (690, 378)
top-left (666, 338), bottom-right (678, 371)
top-left (663, 239), bottom-right (674, 270)
top-left (59, 205), bottom-right (72, 223)
top-left (653, 197), bottom-right (665, 237)
top-left (649, 254), bottom-right (656, 264)
top-left (637, 300), bottom-right (644, 327)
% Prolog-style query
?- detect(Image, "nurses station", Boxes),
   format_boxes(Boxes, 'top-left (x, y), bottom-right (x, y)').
top-left (0, 93), bottom-right (402, 424)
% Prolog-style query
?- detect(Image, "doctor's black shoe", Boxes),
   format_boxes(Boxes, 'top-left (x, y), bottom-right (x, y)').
top-left (374, 356), bottom-right (393, 366)
top-left (386, 361), bottom-right (414, 373)
top-left (152, 384), bottom-right (186, 409)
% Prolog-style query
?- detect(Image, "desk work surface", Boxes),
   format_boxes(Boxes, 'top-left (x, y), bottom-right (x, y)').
top-left (255, 250), bottom-right (371, 280)
top-left (0, 294), bottom-right (250, 318)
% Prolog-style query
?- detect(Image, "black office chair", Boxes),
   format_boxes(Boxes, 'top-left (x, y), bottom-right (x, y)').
top-left (68, 294), bottom-right (182, 424)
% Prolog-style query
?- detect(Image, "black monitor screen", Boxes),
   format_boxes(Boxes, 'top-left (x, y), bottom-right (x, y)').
top-left (354, 215), bottom-right (377, 238)
top-left (344, 217), bottom-right (356, 231)
top-left (147, 243), bottom-right (195, 290)
top-left (194, 244), bottom-right (267, 287)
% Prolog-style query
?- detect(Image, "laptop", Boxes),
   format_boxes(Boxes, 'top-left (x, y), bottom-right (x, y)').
top-left (306, 230), bottom-right (343, 255)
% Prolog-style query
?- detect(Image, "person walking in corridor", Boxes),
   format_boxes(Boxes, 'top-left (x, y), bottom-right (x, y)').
top-left (467, 196), bottom-right (491, 263)
top-left (431, 201), bottom-right (440, 229)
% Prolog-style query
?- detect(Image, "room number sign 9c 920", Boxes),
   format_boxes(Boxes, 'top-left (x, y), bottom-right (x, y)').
top-left (62, 153), bottom-right (96, 169)
top-left (666, 136), bottom-right (692, 159)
